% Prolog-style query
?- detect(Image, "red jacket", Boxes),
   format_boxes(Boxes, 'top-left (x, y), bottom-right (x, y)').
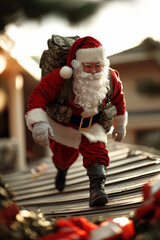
top-left (27, 67), bottom-right (126, 119)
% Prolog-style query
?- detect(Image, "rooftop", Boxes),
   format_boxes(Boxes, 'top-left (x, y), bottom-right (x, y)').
top-left (4, 140), bottom-right (160, 221)
top-left (109, 38), bottom-right (160, 65)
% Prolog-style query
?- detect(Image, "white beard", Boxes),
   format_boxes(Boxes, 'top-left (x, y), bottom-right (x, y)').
top-left (73, 60), bottom-right (110, 117)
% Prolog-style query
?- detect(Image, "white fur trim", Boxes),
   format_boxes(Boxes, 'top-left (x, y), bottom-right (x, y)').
top-left (49, 120), bottom-right (107, 149)
top-left (71, 59), bottom-right (81, 69)
top-left (25, 108), bottom-right (50, 131)
top-left (80, 123), bottom-right (108, 148)
top-left (26, 109), bottom-right (108, 149)
top-left (60, 66), bottom-right (73, 79)
top-left (49, 118), bottom-right (81, 149)
top-left (113, 111), bottom-right (128, 127)
top-left (76, 46), bottom-right (106, 63)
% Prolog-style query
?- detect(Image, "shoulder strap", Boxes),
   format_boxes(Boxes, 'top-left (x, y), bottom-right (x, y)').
top-left (106, 68), bottom-right (113, 103)
top-left (107, 68), bottom-right (113, 99)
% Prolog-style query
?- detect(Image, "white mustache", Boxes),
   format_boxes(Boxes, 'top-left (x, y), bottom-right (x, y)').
top-left (80, 71), bottom-right (104, 80)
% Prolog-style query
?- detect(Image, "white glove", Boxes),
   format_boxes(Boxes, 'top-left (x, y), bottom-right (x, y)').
top-left (112, 125), bottom-right (126, 142)
top-left (32, 122), bottom-right (54, 146)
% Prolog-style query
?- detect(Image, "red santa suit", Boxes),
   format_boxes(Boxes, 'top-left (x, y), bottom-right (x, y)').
top-left (25, 36), bottom-right (127, 170)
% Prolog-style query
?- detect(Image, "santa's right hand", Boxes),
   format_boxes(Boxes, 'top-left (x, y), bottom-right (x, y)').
top-left (32, 122), bottom-right (54, 146)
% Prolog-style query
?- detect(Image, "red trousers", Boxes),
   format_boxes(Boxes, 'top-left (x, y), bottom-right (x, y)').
top-left (49, 135), bottom-right (110, 169)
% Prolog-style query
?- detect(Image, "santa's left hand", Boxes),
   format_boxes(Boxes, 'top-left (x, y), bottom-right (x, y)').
top-left (112, 125), bottom-right (126, 142)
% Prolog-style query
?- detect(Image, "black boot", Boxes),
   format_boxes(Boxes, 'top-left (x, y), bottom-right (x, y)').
top-left (55, 167), bottom-right (68, 192)
top-left (87, 163), bottom-right (108, 207)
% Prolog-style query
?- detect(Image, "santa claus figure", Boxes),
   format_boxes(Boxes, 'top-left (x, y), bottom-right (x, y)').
top-left (25, 36), bottom-right (128, 207)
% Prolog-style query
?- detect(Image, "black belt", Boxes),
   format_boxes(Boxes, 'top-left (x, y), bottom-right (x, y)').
top-left (70, 112), bottom-right (101, 130)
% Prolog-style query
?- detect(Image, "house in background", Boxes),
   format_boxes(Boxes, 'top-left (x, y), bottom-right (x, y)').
top-left (109, 38), bottom-right (160, 151)
top-left (0, 34), bottom-right (44, 172)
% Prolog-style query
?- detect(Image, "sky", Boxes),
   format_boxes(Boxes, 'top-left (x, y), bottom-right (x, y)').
top-left (5, 0), bottom-right (160, 58)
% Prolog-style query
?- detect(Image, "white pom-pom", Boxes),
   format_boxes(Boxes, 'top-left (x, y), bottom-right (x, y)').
top-left (71, 59), bottom-right (81, 69)
top-left (60, 66), bottom-right (73, 79)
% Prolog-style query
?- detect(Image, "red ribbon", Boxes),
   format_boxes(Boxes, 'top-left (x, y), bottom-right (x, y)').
top-left (36, 216), bottom-right (97, 240)
top-left (135, 182), bottom-right (160, 223)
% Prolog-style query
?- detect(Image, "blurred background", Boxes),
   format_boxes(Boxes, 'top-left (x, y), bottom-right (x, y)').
top-left (0, 0), bottom-right (160, 173)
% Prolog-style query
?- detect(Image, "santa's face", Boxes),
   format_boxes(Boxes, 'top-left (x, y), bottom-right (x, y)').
top-left (82, 62), bottom-right (103, 74)
top-left (72, 60), bottom-right (110, 117)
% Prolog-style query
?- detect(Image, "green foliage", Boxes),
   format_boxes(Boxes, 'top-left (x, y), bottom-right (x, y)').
top-left (0, 174), bottom-right (15, 208)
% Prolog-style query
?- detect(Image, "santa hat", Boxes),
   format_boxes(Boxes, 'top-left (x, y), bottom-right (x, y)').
top-left (60, 36), bottom-right (106, 79)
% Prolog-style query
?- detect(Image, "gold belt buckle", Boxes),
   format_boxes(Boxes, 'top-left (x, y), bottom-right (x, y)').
top-left (79, 116), bottom-right (93, 130)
